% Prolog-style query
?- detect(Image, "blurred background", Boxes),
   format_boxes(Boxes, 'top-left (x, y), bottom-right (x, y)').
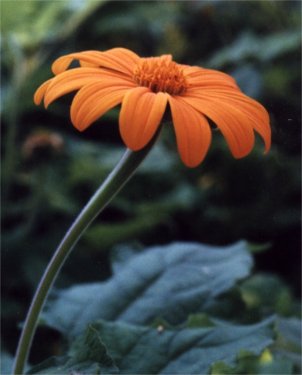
top-left (1, 0), bottom-right (301, 363)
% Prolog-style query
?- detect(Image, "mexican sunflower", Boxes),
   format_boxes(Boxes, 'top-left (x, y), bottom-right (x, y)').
top-left (34, 47), bottom-right (271, 167)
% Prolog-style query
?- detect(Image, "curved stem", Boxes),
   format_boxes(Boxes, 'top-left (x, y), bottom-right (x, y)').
top-left (13, 144), bottom-right (154, 375)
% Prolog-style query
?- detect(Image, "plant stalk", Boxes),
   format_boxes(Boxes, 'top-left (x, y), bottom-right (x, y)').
top-left (13, 144), bottom-right (154, 375)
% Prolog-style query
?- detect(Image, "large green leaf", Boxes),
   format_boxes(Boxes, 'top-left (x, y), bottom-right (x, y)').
top-left (43, 241), bottom-right (252, 336)
top-left (1, 351), bottom-right (14, 375)
top-left (34, 318), bottom-right (273, 375)
top-left (28, 324), bottom-right (118, 375)
top-left (274, 317), bottom-right (301, 368)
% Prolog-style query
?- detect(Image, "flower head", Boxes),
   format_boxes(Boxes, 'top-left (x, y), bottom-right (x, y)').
top-left (34, 48), bottom-right (271, 167)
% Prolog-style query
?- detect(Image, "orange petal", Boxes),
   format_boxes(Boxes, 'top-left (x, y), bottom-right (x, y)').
top-left (52, 48), bottom-right (139, 76)
top-left (180, 95), bottom-right (255, 158)
top-left (187, 88), bottom-right (271, 153)
top-left (168, 96), bottom-right (212, 167)
top-left (218, 95), bottom-right (271, 153)
top-left (80, 48), bottom-right (139, 68)
top-left (103, 47), bottom-right (140, 69)
top-left (184, 66), bottom-right (239, 89)
top-left (70, 81), bottom-right (133, 131)
top-left (34, 79), bottom-right (53, 105)
top-left (42, 67), bottom-right (108, 108)
top-left (119, 87), bottom-right (168, 150)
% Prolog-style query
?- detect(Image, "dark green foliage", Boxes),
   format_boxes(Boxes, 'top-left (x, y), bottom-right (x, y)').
top-left (42, 242), bottom-right (253, 334)
top-left (28, 324), bottom-right (118, 374)
top-left (26, 243), bottom-right (300, 374)
top-left (27, 317), bottom-right (274, 375)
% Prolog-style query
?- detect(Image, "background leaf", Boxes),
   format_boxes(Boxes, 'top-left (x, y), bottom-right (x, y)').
top-left (240, 274), bottom-right (296, 317)
top-left (208, 31), bottom-right (301, 67)
top-left (274, 317), bottom-right (302, 367)
top-left (28, 324), bottom-right (118, 375)
top-left (1, 0), bottom-right (105, 50)
top-left (43, 241), bottom-right (253, 335)
top-left (36, 318), bottom-right (273, 375)
top-left (0, 351), bottom-right (14, 375)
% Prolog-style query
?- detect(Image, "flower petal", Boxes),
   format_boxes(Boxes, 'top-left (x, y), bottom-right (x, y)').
top-left (119, 87), bottom-right (168, 150)
top-left (168, 96), bottom-right (212, 167)
top-left (52, 48), bottom-right (139, 76)
top-left (43, 67), bottom-right (134, 108)
top-left (70, 81), bottom-right (133, 131)
top-left (184, 66), bottom-right (239, 89)
top-left (216, 92), bottom-right (270, 152)
top-left (213, 94), bottom-right (271, 152)
top-left (41, 68), bottom-right (106, 108)
top-left (104, 47), bottom-right (140, 69)
top-left (186, 88), bottom-right (271, 153)
top-left (34, 79), bottom-right (53, 105)
top-left (180, 95), bottom-right (255, 158)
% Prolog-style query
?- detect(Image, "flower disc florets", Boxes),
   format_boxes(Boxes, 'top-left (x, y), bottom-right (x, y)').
top-left (133, 55), bottom-right (188, 95)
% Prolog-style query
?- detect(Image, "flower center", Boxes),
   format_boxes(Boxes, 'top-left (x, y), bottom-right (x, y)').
top-left (133, 55), bottom-right (188, 95)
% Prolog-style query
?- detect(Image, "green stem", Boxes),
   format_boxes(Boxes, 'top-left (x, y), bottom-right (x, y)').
top-left (13, 144), bottom-right (154, 375)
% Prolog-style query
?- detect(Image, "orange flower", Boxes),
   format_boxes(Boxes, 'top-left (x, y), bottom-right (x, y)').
top-left (34, 48), bottom-right (271, 167)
